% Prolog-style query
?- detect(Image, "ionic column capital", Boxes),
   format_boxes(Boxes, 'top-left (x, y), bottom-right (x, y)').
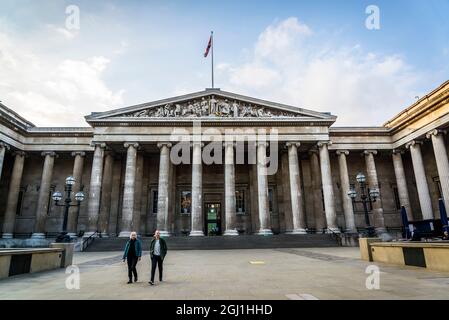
top-left (124, 142), bottom-right (139, 149)
top-left (12, 151), bottom-right (26, 157)
top-left (157, 142), bottom-right (173, 149)
top-left (223, 141), bottom-right (236, 148)
top-left (363, 150), bottom-right (378, 156)
top-left (392, 149), bottom-right (405, 155)
top-left (91, 142), bottom-right (107, 149)
top-left (190, 142), bottom-right (205, 148)
top-left (71, 151), bottom-right (86, 157)
top-left (426, 129), bottom-right (447, 139)
top-left (405, 140), bottom-right (423, 149)
top-left (286, 142), bottom-right (301, 148)
top-left (41, 151), bottom-right (58, 158)
top-left (0, 142), bottom-right (10, 150)
top-left (317, 141), bottom-right (332, 148)
top-left (336, 150), bottom-right (349, 156)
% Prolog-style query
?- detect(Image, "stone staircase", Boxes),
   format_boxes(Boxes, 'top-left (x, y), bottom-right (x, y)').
top-left (85, 233), bottom-right (341, 251)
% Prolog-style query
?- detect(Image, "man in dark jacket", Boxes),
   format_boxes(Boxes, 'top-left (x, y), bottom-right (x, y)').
top-left (123, 231), bottom-right (142, 284)
top-left (149, 229), bottom-right (167, 285)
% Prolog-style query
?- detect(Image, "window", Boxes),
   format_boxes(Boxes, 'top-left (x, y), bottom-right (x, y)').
top-left (180, 191), bottom-right (192, 214)
top-left (16, 189), bottom-right (25, 216)
top-left (235, 190), bottom-right (245, 213)
top-left (268, 188), bottom-right (274, 212)
top-left (152, 190), bottom-right (158, 214)
top-left (433, 177), bottom-right (443, 199)
top-left (392, 186), bottom-right (401, 210)
top-left (47, 185), bottom-right (55, 215)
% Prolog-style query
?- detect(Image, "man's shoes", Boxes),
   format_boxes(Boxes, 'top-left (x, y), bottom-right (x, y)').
top-left (149, 281), bottom-right (154, 285)
top-left (127, 280), bottom-right (132, 284)
top-left (134, 276), bottom-right (138, 282)
top-left (160, 279), bottom-right (163, 282)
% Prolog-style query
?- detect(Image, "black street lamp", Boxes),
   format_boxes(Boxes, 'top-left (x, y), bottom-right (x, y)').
top-left (347, 172), bottom-right (380, 238)
top-left (52, 176), bottom-right (85, 243)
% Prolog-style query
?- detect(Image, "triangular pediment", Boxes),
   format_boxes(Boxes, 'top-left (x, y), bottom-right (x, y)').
top-left (86, 89), bottom-right (335, 122)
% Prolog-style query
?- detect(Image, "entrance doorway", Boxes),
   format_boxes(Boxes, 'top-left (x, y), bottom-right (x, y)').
top-left (204, 203), bottom-right (222, 236)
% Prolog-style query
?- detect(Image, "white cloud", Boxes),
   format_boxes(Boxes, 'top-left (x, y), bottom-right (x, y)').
top-left (218, 17), bottom-right (424, 126)
top-left (0, 31), bottom-right (124, 127)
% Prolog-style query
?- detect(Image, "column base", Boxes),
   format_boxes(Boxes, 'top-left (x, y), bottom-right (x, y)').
top-left (257, 229), bottom-right (273, 236)
top-left (67, 233), bottom-right (78, 239)
top-left (2, 233), bottom-right (13, 239)
top-left (159, 230), bottom-right (171, 237)
top-left (223, 229), bottom-right (239, 236)
top-left (326, 227), bottom-right (341, 234)
top-left (189, 230), bottom-right (205, 237)
top-left (31, 233), bottom-right (46, 239)
top-left (118, 231), bottom-right (131, 238)
top-left (83, 231), bottom-right (100, 238)
top-left (287, 228), bottom-right (307, 235)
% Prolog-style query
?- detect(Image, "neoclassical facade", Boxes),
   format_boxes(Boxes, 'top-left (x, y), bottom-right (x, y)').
top-left (1, 81), bottom-right (449, 239)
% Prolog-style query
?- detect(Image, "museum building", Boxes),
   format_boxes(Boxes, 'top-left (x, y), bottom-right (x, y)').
top-left (1, 80), bottom-right (449, 239)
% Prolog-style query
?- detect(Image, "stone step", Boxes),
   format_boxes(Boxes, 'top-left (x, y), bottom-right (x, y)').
top-left (85, 234), bottom-right (341, 251)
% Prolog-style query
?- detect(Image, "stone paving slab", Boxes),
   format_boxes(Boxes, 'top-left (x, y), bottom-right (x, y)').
top-left (0, 248), bottom-right (449, 300)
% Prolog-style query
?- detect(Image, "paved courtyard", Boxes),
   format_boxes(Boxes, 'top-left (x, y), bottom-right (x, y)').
top-left (1, 247), bottom-right (449, 299)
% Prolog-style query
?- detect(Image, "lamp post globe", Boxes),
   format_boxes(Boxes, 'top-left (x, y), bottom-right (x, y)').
top-left (356, 172), bottom-right (366, 184)
top-left (75, 191), bottom-right (85, 202)
top-left (65, 176), bottom-right (76, 186)
top-left (52, 191), bottom-right (63, 202)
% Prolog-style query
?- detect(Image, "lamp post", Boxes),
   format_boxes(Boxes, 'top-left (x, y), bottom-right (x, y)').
top-left (347, 172), bottom-right (379, 237)
top-left (52, 176), bottom-right (85, 243)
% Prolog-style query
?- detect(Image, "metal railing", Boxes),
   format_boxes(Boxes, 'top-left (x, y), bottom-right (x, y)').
top-left (328, 228), bottom-right (343, 246)
top-left (82, 231), bottom-right (99, 251)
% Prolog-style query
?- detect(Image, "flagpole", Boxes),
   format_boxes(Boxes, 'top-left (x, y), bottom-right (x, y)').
top-left (211, 31), bottom-right (214, 88)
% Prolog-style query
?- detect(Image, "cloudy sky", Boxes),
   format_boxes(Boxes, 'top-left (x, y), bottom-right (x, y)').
top-left (0, 0), bottom-right (448, 127)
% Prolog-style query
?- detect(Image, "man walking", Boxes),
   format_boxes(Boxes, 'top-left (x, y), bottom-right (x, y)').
top-left (149, 229), bottom-right (168, 285)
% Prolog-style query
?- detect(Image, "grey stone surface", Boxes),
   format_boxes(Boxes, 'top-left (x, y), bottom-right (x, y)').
top-left (1, 248), bottom-right (449, 299)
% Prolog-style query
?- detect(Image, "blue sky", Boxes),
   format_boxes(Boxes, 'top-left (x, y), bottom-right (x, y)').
top-left (0, 0), bottom-right (448, 126)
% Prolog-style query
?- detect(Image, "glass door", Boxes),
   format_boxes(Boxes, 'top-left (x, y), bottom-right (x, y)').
top-left (205, 203), bottom-right (221, 236)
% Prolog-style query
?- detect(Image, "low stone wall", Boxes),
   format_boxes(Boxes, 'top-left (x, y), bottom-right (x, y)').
top-left (0, 244), bottom-right (74, 279)
top-left (0, 238), bottom-right (52, 248)
top-left (360, 238), bottom-right (449, 272)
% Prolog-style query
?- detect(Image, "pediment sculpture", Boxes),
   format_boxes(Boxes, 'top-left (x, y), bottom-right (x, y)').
top-left (116, 96), bottom-right (303, 118)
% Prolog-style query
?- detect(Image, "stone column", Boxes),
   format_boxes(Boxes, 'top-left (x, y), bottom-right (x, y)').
top-left (119, 142), bottom-right (139, 237)
top-left (67, 151), bottom-right (85, 237)
top-left (86, 143), bottom-right (106, 236)
top-left (132, 153), bottom-right (144, 233)
top-left (364, 150), bottom-right (386, 231)
top-left (97, 151), bottom-right (114, 237)
top-left (427, 129), bottom-right (449, 214)
top-left (256, 141), bottom-right (273, 235)
top-left (1, 151), bottom-right (25, 238)
top-left (32, 151), bottom-right (57, 239)
top-left (157, 143), bottom-right (172, 237)
top-left (224, 141), bottom-right (238, 236)
top-left (108, 158), bottom-right (122, 237)
top-left (336, 150), bottom-right (356, 233)
top-left (0, 142), bottom-right (10, 181)
top-left (190, 142), bottom-right (204, 236)
top-left (286, 142), bottom-right (307, 234)
top-left (406, 140), bottom-right (434, 220)
top-left (392, 149), bottom-right (413, 220)
top-left (309, 149), bottom-right (327, 232)
top-left (317, 142), bottom-right (339, 233)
